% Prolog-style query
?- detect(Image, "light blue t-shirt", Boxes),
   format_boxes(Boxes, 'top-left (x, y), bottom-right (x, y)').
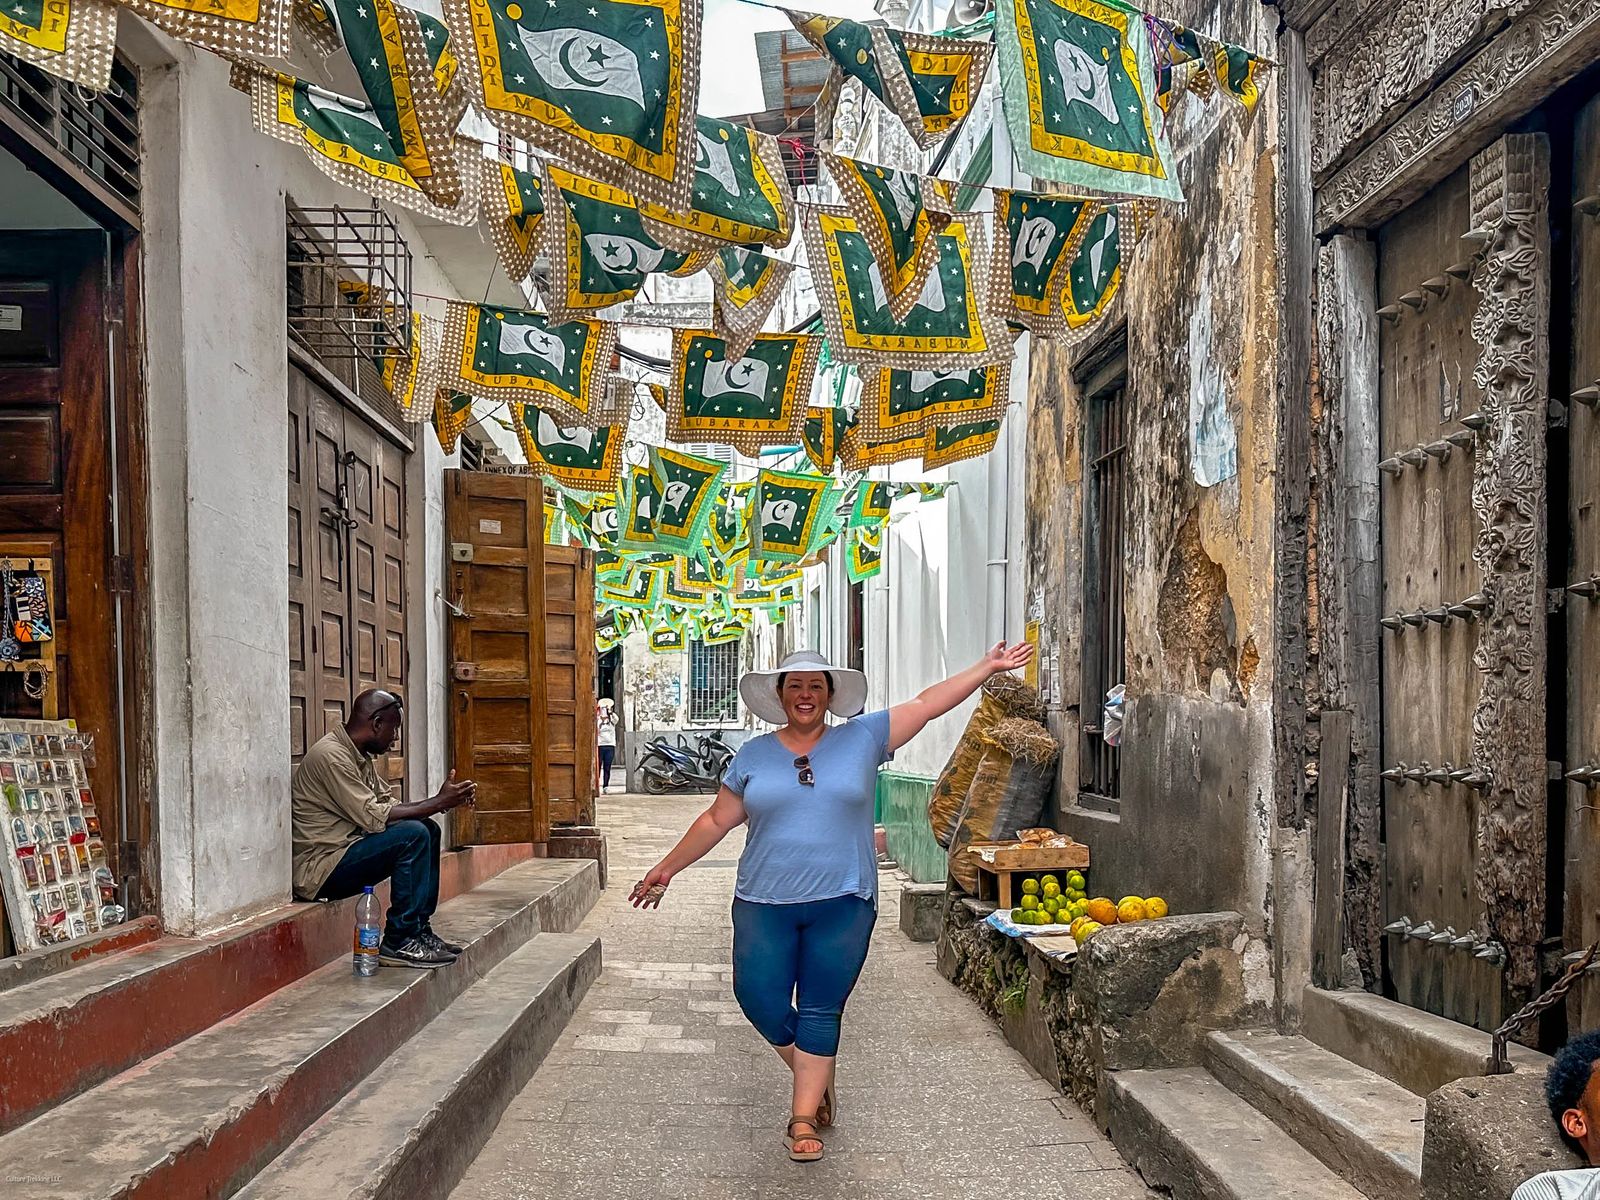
top-left (724, 711), bottom-right (893, 904)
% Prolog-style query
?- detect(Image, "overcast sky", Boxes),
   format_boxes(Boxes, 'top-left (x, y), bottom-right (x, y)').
top-left (699, 0), bottom-right (882, 117)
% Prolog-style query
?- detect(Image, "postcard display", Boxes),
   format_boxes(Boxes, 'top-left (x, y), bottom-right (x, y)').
top-left (0, 718), bottom-right (124, 951)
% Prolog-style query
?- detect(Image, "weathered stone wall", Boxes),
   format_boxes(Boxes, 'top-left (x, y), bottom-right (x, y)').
top-left (1022, 0), bottom-right (1287, 973)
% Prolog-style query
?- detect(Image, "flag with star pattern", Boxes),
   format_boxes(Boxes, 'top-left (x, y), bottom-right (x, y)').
top-left (616, 463), bottom-right (662, 553)
top-left (821, 154), bottom-right (952, 324)
top-left (856, 360), bottom-right (1010, 442)
top-left (996, 0), bottom-right (1181, 200)
top-left (849, 480), bottom-right (894, 527)
top-left (539, 165), bottom-right (709, 321)
top-left (323, 0), bottom-right (465, 206)
top-left (431, 388), bottom-right (475, 453)
top-left (1057, 200), bottom-right (1131, 339)
top-left (747, 468), bottom-right (838, 565)
top-left (378, 310), bottom-right (443, 421)
top-left (511, 401), bottom-right (627, 491)
top-left (598, 562), bottom-right (662, 610)
top-left (785, 8), bottom-right (994, 151)
top-left (442, 301), bottom-right (616, 426)
top-left (667, 330), bottom-right (820, 454)
top-left (647, 611), bottom-right (687, 653)
top-left (996, 190), bottom-right (1096, 339)
top-left (122, 0), bottom-right (290, 63)
top-left (441, 0), bottom-right (700, 208)
top-left (236, 63), bottom-right (479, 222)
top-left (802, 404), bottom-right (854, 474)
top-left (588, 493), bottom-right (621, 545)
top-left (698, 613), bottom-right (746, 645)
top-left (639, 115), bottom-right (794, 251)
top-left (804, 208), bottom-right (1010, 375)
top-left (1, 0), bottom-right (116, 88)
top-left (704, 492), bottom-right (748, 569)
top-left (481, 155), bottom-right (548, 281)
top-left (846, 524), bottom-right (884, 582)
top-left (708, 247), bottom-right (795, 361)
top-left (647, 445), bottom-right (727, 556)
top-left (923, 418), bottom-right (1002, 467)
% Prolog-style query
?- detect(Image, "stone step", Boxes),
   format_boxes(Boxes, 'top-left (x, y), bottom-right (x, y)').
top-left (0, 841), bottom-right (536, 1134)
top-left (1106, 1067), bottom-right (1368, 1200)
top-left (0, 859), bottom-right (598, 1200)
top-left (1204, 1029), bottom-right (1425, 1198)
top-left (238, 932), bottom-right (601, 1200)
top-left (1302, 986), bottom-right (1547, 1097)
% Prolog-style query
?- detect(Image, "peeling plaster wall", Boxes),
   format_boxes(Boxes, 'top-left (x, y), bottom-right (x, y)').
top-left (1022, 0), bottom-right (1292, 995)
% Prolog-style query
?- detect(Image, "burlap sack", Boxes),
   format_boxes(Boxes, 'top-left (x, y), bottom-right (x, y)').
top-left (927, 676), bottom-right (1047, 848)
top-left (947, 718), bottom-right (1060, 892)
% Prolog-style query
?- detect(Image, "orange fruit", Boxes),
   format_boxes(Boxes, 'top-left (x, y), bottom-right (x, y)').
top-left (1085, 897), bottom-right (1118, 926)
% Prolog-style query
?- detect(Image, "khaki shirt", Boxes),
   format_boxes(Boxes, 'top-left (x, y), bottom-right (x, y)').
top-left (291, 726), bottom-right (395, 899)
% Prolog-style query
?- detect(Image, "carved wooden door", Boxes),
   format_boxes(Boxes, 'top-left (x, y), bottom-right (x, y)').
top-left (445, 470), bottom-right (550, 845)
top-left (1564, 100), bottom-right (1600, 1031)
top-left (1375, 166), bottom-right (1502, 1029)
top-left (542, 543), bottom-right (596, 828)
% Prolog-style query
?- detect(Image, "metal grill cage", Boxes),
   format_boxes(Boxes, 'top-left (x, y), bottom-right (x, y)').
top-left (688, 639), bottom-right (741, 725)
top-left (1081, 359), bottom-right (1128, 810)
top-left (0, 52), bottom-right (141, 220)
top-left (286, 202), bottom-right (413, 365)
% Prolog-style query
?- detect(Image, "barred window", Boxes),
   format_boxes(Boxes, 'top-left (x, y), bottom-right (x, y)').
top-left (688, 639), bottom-right (740, 724)
top-left (1079, 348), bottom-right (1127, 812)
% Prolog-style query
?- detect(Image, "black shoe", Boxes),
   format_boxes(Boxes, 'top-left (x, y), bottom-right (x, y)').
top-left (420, 928), bottom-right (462, 958)
top-left (378, 936), bottom-right (452, 969)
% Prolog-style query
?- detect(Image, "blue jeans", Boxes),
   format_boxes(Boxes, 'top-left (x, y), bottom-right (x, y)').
top-left (731, 894), bottom-right (876, 1057)
top-left (317, 819), bottom-right (440, 946)
top-left (598, 745), bottom-right (615, 787)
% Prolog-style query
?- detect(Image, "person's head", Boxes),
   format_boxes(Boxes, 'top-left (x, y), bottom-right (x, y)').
top-left (776, 670), bottom-right (835, 732)
top-left (1546, 1028), bottom-right (1600, 1164)
top-left (346, 689), bottom-right (403, 756)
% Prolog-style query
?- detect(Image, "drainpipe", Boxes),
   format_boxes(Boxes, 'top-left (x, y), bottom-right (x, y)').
top-left (985, 424), bottom-right (1010, 647)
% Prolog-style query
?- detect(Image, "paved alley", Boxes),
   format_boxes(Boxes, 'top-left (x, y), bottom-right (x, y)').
top-left (451, 793), bottom-right (1154, 1200)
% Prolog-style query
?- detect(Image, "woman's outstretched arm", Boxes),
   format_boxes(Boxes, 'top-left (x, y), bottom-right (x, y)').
top-left (886, 641), bottom-right (1035, 752)
top-left (630, 784), bottom-right (748, 908)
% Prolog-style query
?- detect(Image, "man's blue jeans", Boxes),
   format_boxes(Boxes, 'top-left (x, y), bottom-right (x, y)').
top-left (317, 819), bottom-right (440, 946)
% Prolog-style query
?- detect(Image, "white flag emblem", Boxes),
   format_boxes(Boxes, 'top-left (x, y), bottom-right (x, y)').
top-left (701, 357), bottom-right (771, 401)
top-left (881, 169), bottom-right (920, 231)
top-left (696, 128), bottom-right (742, 198)
top-left (304, 88), bottom-right (389, 142)
top-left (866, 259), bottom-right (950, 316)
top-left (1084, 211), bottom-right (1119, 290)
top-left (660, 481), bottom-right (693, 518)
top-left (1012, 214), bottom-right (1059, 273)
top-left (584, 233), bottom-right (668, 276)
top-left (908, 368), bottom-right (982, 397)
top-left (1052, 39), bottom-right (1121, 126)
top-left (761, 499), bottom-right (802, 536)
top-left (517, 27), bottom-right (647, 111)
top-left (499, 318), bottom-right (569, 375)
top-left (534, 409), bottom-right (595, 453)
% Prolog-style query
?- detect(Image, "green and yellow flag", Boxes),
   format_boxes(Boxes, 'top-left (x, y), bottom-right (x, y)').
top-left (699, 613), bottom-right (746, 645)
top-left (616, 463), bottom-right (663, 554)
top-left (512, 402), bottom-right (627, 492)
top-left (237, 64), bottom-right (478, 222)
top-left (849, 480), bottom-right (894, 527)
top-left (705, 492), bottom-right (748, 568)
top-left (378, 310), bottom-right (443, 421)
top-left (923, 419), bottom-right (1002, 468)
top-left (648, 446), bottom-right (727, 556)
top-left (125, 0), bottom-right (290, 61)
top-left (821, 154), bottom-right (951, 324)
top-left (748, 468), bottom-right (838, 565)
top-left (432, 388), bottom-right (475, 453)
top-left (856, 361), bottom-right (1010, 442)
top-left (1058, 201), bottom-right (1131, 339)
top-left (639, 115), bottom-right (794, 251)
top-left (442, 301), bottom-right (616, 426)
top-left (481, 156), bottom-right (547, 283)
top-left (786, 8), bottom-right (993, 151)
top-left (709, 247), bottom-right (795, 361)
top-left (1, 0), bottom-right (116, 88)
top-left (442, 0), bottom-right (701, 207)
top-left (667, 331), bottom-right (820, 454)
top-left (846, 524), bottom-right (884, 582)
top-left (539, 166), bottom-right (709, 320)
top-left (996, 0), bottom-right (1181, 200)
top-left (598, 561), bottom-right (661, 609)
top-left (805, 209), bottom-right (1009, 375)
top-left (997, 190), bottom-right (1094, 339)
top-left (647, 611), bottom-right (688, 653)
top-left (802, 404), bottom-right (854, 474)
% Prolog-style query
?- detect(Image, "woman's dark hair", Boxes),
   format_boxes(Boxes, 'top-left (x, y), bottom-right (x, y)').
top-left (1546, 1028), bottom-right (1600, 1152)
top-left (776, 671), bottom-right (836, 697)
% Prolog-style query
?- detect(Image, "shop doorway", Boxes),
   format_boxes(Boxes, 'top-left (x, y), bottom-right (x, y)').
top-left (286, 367), bottom-right (410, 788)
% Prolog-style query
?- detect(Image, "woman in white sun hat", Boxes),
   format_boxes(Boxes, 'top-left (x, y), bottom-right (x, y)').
top-left (630, 641), bottom-right (1034, 1163)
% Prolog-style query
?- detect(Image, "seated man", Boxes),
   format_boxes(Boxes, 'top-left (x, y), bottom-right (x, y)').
top-left (292, 688), bottom-right (476, 969)
top-left (1513, 1028), bottom-right (1600, 1199)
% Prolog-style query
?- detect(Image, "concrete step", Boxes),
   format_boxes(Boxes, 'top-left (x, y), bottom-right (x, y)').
top-left (1106, 1067), bottom-right (1368, 1200)
top-left (0, 842), bottom-right (536, 1134)
top-left (1204, 1029), bottom-right (1425, 1198)
top-left (0, 859), bottom-right (598, 1200)
top-left (238, 932), bottom-right (601, 1200)
top-left (1302, 986), bottom-right (1548, 1097)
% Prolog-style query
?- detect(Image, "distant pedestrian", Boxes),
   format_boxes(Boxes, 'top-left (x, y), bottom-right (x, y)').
top-left (596, 698), bottom-right (618, 791)
top-left (630, 642), bottom-right (1035, 1163)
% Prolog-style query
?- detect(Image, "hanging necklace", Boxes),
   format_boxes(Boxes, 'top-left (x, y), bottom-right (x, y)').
top-left (0, 564), bottom-right (19, 661)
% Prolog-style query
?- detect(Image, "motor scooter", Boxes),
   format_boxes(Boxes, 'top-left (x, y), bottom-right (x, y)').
top-left (639, 732), bottom-right (733, 794)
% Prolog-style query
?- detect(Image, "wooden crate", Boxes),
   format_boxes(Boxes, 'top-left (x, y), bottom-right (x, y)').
top-left (963, 840), bottom-right (1090, 910)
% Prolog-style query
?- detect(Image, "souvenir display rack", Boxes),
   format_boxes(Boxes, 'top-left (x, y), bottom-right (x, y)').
top-left (0, 719), bottom-right (123, 952)
top-left (0, 555), bottom-right (58, 718)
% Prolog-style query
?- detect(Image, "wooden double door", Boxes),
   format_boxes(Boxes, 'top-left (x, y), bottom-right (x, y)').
top-left (1377, 98), bottom-right (1600, 1039)
top-left (287, 367), bottom-right (409, 786)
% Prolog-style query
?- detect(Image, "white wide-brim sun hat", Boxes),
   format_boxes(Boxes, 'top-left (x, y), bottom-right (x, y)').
top-left (738, 650), bottom-right (868, 726)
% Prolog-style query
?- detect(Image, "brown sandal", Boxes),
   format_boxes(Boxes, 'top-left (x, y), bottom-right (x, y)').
top-left (785, 1115), bottom-right (824, 1162)
top-left (818, 1085), bottom-right (835, 1128)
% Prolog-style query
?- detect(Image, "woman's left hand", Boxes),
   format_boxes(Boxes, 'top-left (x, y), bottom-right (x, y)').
top-left (983, 640), bottom-right (1035, 676)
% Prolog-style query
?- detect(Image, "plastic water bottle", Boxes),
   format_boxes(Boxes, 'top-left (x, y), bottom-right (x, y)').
top-left (353, 886), bottom-right (381, 977)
